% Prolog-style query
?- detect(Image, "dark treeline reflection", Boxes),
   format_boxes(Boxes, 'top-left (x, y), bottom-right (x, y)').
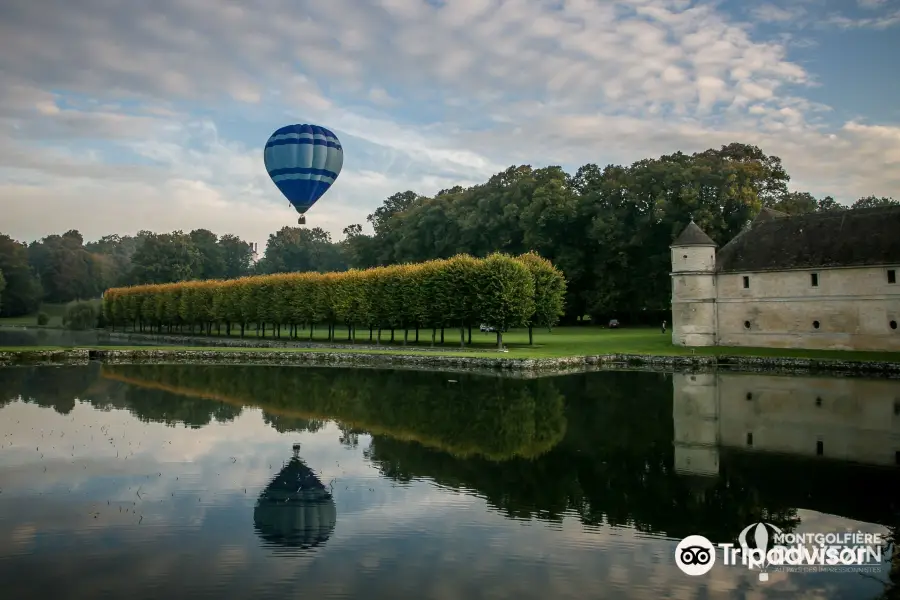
top-left (0, 363), bottom-right (243, 427)
top-left (368, 372), bottom-right (809, 541)
top-left (4, 364), bottom-right (900, 562)
top-left (0, 363), bottom-right (567, 461)
top-left (100, 364), bottom-right (567, 460)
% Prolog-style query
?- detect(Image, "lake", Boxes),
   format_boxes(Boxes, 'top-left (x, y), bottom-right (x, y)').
top-left (0, 327), bottom-right (163, 347)
top-left (1, 363), bottom-right (899, 599)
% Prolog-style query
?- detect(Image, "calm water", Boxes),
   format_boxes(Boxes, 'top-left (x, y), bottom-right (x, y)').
top-left (1, 364), bottom-right (900, 599)
top-left (0, 327), bottom-right (161, 347)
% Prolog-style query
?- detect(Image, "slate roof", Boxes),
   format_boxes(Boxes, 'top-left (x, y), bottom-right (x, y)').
top-left (715, 205), bottom-right (900, 273)
top-left (753, 206), bottom-right (789, 223)
top-left (671, 221), bottom-right (718, 247)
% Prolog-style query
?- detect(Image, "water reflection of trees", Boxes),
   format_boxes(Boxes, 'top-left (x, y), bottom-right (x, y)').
top-left (366, 372), bottom-right (898, 546)
top-left (0, 363), bottom-right (242, 428)
top-left (5, 364), bottom-right (900, 555)
top-left (99, 364), bottom-right (567, 460)
top-left (0, 364), bottom-right (99, 415)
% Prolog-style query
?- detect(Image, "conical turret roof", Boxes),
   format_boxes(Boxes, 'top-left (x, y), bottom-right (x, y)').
top-left (671, 221), bottom-right (717, 248)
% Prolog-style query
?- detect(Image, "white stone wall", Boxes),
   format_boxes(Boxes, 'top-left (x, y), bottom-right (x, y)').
top-left (714, 265), bottom-right (900, 351)
top-left (672, 273), bottom-right (716, 300)
top-left (671, 247), bottom-right (716, 274)
top-left (671, 247), bottom-right (718, 347)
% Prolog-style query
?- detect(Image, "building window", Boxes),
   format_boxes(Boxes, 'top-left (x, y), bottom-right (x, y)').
top-left (813, 320), bottom-right (820, 329)
top-left (742, 276), bottom-right (749, 288)
top-left (746, 432), bottom-right (753, 446)
top-left (746, 392), bottom-right (753, 401)
top-left (889, 269), bottom-right (896, 284)
top-left (815, 396), bottom-right (822, 407)
top-left (810, 273), bottom-right (818, 287)
top-left (743, 320), bottom-right (751, 329)
top-left (891, 320), bottom-right (898, 330)
top-left (816, 440), bottom-right (824, 456)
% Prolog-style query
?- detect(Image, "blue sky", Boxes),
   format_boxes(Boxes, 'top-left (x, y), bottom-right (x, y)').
top-left (1, 0), bottom-right (898, 248)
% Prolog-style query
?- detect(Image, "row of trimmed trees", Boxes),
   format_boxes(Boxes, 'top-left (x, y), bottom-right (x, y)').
top-left (101, 252), bottom-right (567, 348)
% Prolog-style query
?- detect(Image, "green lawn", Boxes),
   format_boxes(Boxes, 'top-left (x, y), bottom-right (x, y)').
top-left (0, 303), bottom-right (68, 328)
top-left (3, 326), bottom-right (900, 363)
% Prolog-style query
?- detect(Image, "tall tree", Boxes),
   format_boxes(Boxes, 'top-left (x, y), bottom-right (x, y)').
top-left (255, 226), bottom-right (347, 274)
top-left (218, 234), bottom-right (253, 279)
top-left (768, 191), bottom-right (819, 215)
top-left (340, 224), bottom-right (380, 270)
top-left (853, 195), bottom-right (898, 209)
top-left (0, 234), bottom-right (42, 317)
top-left (128, 231), bottom-right (203, 284)
top-left (27, 230), bottom-right (101, 302)
top-left (366, 190), bottom-right (422, 237)
top-left (189, 229), bottom-right (226, 280)
top-left (85, 233), bottom-right (143, 287)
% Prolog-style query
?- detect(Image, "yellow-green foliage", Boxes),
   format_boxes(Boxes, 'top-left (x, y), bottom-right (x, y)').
top-left (516, 251), bottom-right (567, 330)
top-left (101, 253), bottom-right (568, 336)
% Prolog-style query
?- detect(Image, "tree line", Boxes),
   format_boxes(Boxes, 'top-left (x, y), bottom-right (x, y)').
top-left (102, 252), bottom-right (567, 348)
top-left (0, 229), bottom-right (257, 317)
top-left (340, 143), bottom-right (897, 324)
top-left (2, 141), bottom-right (896, 324)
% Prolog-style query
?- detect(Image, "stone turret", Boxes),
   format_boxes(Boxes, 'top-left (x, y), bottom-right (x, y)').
top-left (670, 220), bottom-right (718, 346)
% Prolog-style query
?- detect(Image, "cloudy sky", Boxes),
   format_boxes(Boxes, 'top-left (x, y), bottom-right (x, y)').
top-left (1, 0), bottom-right (899, 249)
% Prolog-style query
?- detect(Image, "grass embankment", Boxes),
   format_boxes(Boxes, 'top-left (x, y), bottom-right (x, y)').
top-left (0, 303), bottom-right (67, 328)
top-left (2, 327), bottom-right (900, 363)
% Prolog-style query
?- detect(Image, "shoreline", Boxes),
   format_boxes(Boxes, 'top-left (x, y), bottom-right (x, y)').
top-left (2, 346), bottom-right (899, 379)
top-left (96, 330), bottom-right (493, 353)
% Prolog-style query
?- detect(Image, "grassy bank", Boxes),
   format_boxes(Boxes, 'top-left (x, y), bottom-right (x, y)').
top-left (2, 327), bottom-right (900, 363)
top-left (0, 303), bottom-right (67, 328)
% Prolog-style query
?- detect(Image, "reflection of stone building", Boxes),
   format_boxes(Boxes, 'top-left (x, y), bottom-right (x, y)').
top-left (673, 372), bottom-right (900, 477)
top-left (670, 206), bottom-right (900, 351)
top-left (253, 445), bottom-right (337, 552)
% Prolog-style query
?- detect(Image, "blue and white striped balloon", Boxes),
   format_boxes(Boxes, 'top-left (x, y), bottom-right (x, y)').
top-left (263, 124), bottom-right (343, 217)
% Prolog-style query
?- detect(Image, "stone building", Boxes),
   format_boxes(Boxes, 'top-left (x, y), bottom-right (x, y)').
top-left (670, 205), bottom-right (900, 351)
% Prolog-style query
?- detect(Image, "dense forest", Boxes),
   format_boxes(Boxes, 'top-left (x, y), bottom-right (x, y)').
top-left (0, 142), bottom-right (896, 322)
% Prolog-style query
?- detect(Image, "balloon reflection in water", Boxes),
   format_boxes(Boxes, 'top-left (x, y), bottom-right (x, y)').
top-left (253, 444), bottom-right (337, 552)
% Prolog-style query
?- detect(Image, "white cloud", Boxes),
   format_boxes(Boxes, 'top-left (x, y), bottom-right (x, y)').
top-left (0, 0), bottom-right (898, 245)
top-left (825, 9), bottom-right (900, 29)
top-left (750, 4), bottom-right (807, 23)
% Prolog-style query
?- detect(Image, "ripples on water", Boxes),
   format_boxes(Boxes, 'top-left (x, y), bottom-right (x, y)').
top-left (0, 363), bottom-right (899, 599)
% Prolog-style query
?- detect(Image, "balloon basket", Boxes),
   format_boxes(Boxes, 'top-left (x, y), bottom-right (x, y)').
top-left (297, 215), bottom-right (306, 225)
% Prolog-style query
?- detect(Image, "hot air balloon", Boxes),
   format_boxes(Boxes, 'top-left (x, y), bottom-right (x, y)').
top-left (264, 123), bottom-right (343, 225)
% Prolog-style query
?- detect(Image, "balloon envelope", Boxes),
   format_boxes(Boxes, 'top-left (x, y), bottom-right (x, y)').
top-left (264, 123), bottom-right (343, 215)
